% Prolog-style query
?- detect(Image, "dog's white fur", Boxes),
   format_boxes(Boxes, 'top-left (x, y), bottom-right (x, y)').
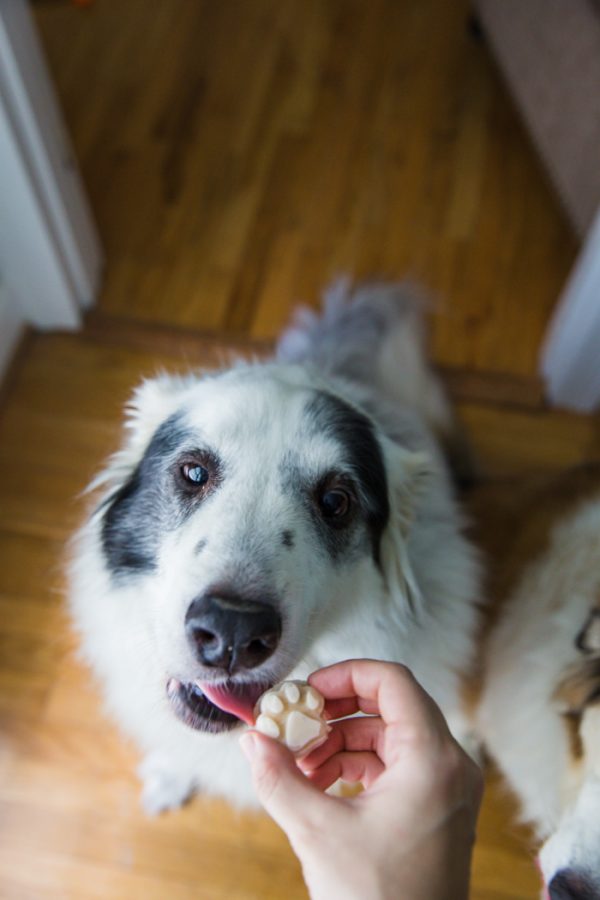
top-left (69, 283), bottom-right (480, 813)
top-left (478, 487), bottom-right (600, 892)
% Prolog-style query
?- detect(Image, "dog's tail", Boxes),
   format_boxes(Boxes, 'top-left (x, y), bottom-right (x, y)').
top-left (276, 279), bottom-right (476, 486)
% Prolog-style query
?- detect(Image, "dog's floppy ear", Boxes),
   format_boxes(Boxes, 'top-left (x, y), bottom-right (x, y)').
top-left (88, 373), bottom-right (193, 495)
top-left (379, 442), bottom-right (431, 620)
top-left (122, 373), bottom-right (191, 461)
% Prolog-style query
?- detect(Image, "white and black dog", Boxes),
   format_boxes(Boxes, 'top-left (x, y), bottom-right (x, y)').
top-left (69, 282), bottom-right (480, 813)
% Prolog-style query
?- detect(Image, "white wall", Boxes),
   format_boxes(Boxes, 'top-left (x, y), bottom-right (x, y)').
top-left (0, 0), bottom-right (102, 368)
top-left (541, 207), bottom-right (600, 412)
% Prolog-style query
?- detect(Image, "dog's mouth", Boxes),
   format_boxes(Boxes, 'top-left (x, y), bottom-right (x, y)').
top-left (166, 678), bottom-right (270, 733)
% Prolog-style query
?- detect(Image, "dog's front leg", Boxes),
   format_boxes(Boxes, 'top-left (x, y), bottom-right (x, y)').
top-left (138, 751), bottom-right (198, 814)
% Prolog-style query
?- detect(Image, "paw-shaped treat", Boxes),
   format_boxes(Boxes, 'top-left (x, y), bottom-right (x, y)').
top-left (254, 680), bottom-right (330, 756)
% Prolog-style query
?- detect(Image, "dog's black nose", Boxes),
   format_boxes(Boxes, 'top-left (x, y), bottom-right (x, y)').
top-left (549, 869), bottom-right (600, 900)
top-left (185, 592), bottom-right (281, 673)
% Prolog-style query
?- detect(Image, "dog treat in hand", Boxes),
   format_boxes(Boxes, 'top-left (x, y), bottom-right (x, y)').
top-left (253, 680), bottom-right (330, 756)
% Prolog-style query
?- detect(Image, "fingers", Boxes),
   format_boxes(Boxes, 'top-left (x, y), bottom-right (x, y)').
top-left (305, 751), bottom-right (384, 791)
top-left (240, 731), bottom-right (333, 833)
top-left (301, 715), bottom-right (385, 770)
top-left (322, 696), bottom-right (379, 720)
top-left (309, 660), bottom-right (450, 755)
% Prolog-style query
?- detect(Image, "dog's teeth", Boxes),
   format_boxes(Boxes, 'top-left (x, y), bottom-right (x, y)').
top-left (166, 678), bottom-right (179, 695)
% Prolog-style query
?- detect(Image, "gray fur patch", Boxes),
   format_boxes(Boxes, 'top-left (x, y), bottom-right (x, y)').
top-left (281, 530), bottom-right (295, 548)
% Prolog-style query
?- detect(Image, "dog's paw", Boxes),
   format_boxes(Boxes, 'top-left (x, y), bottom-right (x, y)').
top-left (138, 755), bottom-right (196, 815)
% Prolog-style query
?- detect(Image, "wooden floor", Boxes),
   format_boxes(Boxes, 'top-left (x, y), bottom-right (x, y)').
top-left (34, 0), bottom-right (577, 376)
top-left (0, 1), bottom-right (597, 897)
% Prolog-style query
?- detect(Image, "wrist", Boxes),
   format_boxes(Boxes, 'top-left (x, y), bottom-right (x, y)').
top-left (302, 859), bottom-right (389, 900)
top-left (297, 824), bottom-right (473, 900)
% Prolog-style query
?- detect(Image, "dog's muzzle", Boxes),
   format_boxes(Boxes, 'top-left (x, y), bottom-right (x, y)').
top-left (185, 591), bottom-right (281, 674)
top-left (166, 677), bottom-right (268, 734)
top-left (165, 590), bottom-right (282, 733)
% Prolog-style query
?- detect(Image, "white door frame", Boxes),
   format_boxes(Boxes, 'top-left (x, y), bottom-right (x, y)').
top-left (0, 0), bottom-right (103, 378)
top-left (541, 207), bottom-right (600, 413)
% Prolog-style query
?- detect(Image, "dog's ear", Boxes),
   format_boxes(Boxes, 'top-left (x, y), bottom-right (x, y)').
top-left (88, 373), bottom-right (192, 495)
top-left (379, 442), bottom-right (431, 619)
top-left (123, 374), bottom-right (190, 460)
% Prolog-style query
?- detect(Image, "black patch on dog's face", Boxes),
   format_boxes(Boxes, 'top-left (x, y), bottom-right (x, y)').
top-left (303, 391), bottom-right (390, 565)
top-left (281, 530), bottom-right (294, 548)
top-left (101, 415), bottom-right (191, 579)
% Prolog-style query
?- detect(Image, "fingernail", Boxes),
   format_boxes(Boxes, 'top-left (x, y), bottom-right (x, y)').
top-left (239, 732), bottom-right (257, 760)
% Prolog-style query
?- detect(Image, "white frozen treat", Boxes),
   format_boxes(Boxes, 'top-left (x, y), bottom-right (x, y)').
top-left (255, 713), bottom-right (281, 739)
top-left (285, 710), bottom-right (323, 753)
top-left (261, 692), bottom-right (284, 715)
top-left (253, 680), bottom-right (330, 756)
top-left (283, 682), bottom-right (300, 704)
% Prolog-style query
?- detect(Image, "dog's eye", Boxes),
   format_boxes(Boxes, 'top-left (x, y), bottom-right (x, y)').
top-left (319, 488), bottom-right (352, 520)
top-left (181, 464), bottom-right (209, 487)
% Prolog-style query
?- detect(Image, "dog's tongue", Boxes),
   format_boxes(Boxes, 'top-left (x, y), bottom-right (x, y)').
top-left (199, 682), bottom-right (263, 725)
top-left (534, 857), bottom-right (549, 900)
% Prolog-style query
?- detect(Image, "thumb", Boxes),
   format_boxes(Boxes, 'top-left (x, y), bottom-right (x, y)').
top-left (240, 731), bottom-right (330, 835)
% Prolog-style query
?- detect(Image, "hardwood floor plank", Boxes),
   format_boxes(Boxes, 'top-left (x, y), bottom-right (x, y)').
top-left (471, 769), bottom-right (540, 899)
top-left (0, 846), bottom-right (237, 900)
top-left (459, 402), bottom-right (600, 477)
top-left (0, 533), bottom-right (65, 598)
top-left (34, 0), bottom-right (577, 375)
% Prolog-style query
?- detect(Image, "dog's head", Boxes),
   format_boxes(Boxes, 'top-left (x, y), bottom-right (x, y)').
top-left (93, 363), bottom-right (428, 734)
top-left (541, 605), bottom-right (600, 899)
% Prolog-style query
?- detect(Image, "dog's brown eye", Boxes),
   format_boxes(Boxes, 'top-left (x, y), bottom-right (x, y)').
top-left (181, 463), bottom-right (209, 487)
top-left (319, 488), bottom-right (351, 519)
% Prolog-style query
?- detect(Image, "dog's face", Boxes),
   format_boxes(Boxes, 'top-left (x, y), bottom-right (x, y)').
top-left (541, 606), bottom-right (600, 898)
top-left (97, 364), bottom-right (424, 735)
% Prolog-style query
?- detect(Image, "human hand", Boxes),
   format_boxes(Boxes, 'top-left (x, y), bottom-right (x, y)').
top-left (240, 660), bottom-right (483, 900)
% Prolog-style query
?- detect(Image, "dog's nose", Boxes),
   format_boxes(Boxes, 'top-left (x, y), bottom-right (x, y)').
top-left (548, 869), bottom-right (600, 900)
top-left (185, 592), bottom-right (281, 673)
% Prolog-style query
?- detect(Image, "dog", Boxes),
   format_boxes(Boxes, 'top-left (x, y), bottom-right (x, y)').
top-left (478, 466), bottom-right (600, 899)
top-left (69, 281), bottom-right (481, 813)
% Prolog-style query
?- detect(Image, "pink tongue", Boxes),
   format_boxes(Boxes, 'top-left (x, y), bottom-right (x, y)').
top-left (534, 857), bottom-right (548, 900)
top-left (200, 682), bottom-right (262, 725)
